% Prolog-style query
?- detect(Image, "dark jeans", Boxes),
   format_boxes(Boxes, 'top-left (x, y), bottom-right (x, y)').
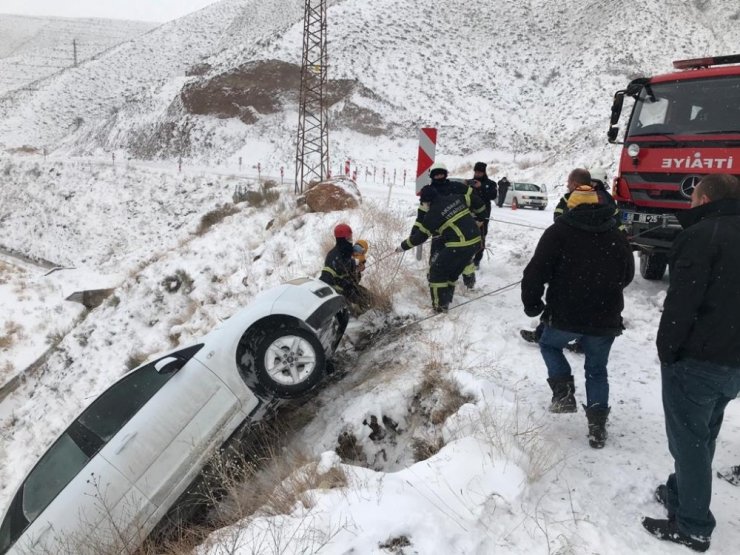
top-left (539, 325), bottom-right (614, 408)
top-left (660, 358), bottom-right (740, 539)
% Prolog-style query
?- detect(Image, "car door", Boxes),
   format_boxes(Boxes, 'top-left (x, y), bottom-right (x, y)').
top-left (92, 350), bottom-right (244, 512)
top-left (0, 423), bottom-right (152, 554)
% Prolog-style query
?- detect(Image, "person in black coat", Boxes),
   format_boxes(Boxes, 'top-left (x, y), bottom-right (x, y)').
top-left (496, 176), bottom-right (510, 207)
top-left (470, 161), bottom-right (497, 268)
top-left (521, 186), bottom-right (634, 448)
top-left (642, 174), bottom-right (740, 553)
top-left (320, 223), bottom-right (371, 313)
top-left (398, 163), bottom-right (483, 312)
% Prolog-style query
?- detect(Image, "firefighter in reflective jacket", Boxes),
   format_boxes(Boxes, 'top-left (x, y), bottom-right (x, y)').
top-left (320, 223), bottom-right (371, 313)
top-left (398, 163), bottom-right (484, 312)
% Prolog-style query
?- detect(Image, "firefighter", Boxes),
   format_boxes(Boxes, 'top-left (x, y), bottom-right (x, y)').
top-left (396, 162), bottom-right (484, 312)
top-left (470, 161), bottom-right (498, 269)
top-left (320, 223), bottom-right (372, 314)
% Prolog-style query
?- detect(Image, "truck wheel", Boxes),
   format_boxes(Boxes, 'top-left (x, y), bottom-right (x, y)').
top-left (640, 252), bottom-right (668, 280)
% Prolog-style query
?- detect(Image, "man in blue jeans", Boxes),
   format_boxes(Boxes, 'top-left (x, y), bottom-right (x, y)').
top-left (642, 174), bottom-right (740, 552)
top-left (521, 168), bottom-right (634, 449)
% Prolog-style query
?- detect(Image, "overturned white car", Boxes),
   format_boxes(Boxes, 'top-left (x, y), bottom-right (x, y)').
top-left (0, 278), bottom-right (348, 555)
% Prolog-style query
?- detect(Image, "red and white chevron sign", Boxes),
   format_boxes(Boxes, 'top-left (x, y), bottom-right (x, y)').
top-left (416, 127), bottom-right (437, 194)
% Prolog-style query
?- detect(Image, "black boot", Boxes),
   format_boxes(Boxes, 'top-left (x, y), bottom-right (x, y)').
top-left (641, 517), bottom-right (710, 552)
top-left (462, 273), bottom-right (476, 290)
top-left (520, 329), bottom-right (539, 343)
top-left (584, 404), bottom-right (610, 448)
top-left (546, 376), bottom-right (577, 413)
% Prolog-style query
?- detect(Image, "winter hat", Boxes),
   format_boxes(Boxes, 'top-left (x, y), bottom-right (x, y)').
top-left (334, 223), bottom-right (353, 239)
top-left (474, 162), bottom-right (487, 173)
top-left (567, 185), bottom-right (599, 209)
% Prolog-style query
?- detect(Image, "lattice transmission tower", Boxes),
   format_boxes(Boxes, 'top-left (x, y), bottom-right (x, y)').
top-left (294, 0), bottom-right (329, 194)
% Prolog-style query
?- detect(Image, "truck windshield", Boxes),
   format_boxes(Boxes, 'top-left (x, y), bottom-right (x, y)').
top-left (627, 76), bottom-right (740, 137)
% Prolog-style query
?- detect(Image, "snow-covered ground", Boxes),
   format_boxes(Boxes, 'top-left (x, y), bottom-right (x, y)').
top-left (0, 14), bottom-right (154, 97)
top-left (1, 160), bottom-right (739, 553)
top-left (3, 0), bottom-right (740, 553)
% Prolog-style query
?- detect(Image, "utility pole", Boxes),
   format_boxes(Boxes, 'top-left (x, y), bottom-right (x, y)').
top-left (72, 39), bottom-right (78, 67)
top-left (294, 0), bottom-right (329, 194)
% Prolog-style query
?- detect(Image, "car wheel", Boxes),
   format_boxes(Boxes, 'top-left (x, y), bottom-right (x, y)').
top-left (253, 327), bottom-right (326, 398)
top-left (538, 206), bottom-right (545, 210)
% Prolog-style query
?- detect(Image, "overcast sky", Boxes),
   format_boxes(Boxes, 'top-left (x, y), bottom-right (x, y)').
top-left (0, 0), bottom-right (222, 22)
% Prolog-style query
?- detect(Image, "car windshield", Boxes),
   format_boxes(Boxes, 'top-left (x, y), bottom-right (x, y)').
top-left (514, 183), bottom-right (541, 192)
top-left (627, 75), bottom-right (740, 137)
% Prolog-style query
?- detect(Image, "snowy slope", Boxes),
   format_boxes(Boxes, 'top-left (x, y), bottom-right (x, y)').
top-left (2, 172), bottom-right (740, 554)
top-left (2, 1), bottom-right (740, 553)
top-left (0, 14), bottom-right (154, 96)
top-left (2, 0), bottom-right (739, 175)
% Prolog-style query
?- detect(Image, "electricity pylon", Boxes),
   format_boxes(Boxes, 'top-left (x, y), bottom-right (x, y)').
top-left (294, 0), bottom-right (329, 194)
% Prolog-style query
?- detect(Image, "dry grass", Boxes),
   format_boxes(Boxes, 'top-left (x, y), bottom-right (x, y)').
top-left (357, 202), bottom-right (425, 313)
top-left (195, 204), bottom-right (240, 236)
top-left (473, 394), bottom-right (562, 483)
top-left (125, 350), bottom-right (150, 371)
top-left (0, 320), bottom-right (24, 349)
top-left (234, 183), bottom-right (281, 208)
top-left (211, 428), bottom-right (348, 527)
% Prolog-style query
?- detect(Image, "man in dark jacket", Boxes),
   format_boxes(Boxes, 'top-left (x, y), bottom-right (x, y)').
top-left (398, 162), bottom-right (483, 312)
top-left (642, 174), bottom-right (740, 553)
top-left (521, 181), bottom-right (634, 448)
top-left (521, 168), bottom-right (623, 350)
top-left (470, 161), bottom-right (497, 269)
top-left (320, 223), bottom-right (370, 313)
top-left (496, 176), bottom-right (510, 207)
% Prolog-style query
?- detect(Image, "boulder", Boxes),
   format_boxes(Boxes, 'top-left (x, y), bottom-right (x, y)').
top-left (304, 177), bottom-right (362, 212)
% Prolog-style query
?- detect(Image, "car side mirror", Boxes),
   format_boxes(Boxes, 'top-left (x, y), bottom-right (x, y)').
top-left (154, 356), bottom-right (186, 374)
top-left (607, 126), bottom-right (620, 143)
top-left (610, 91), bottom-right (625, 126)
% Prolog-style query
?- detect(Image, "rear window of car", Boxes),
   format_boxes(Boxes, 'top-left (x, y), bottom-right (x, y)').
top-left (514, 183), bottom-right (542, 192)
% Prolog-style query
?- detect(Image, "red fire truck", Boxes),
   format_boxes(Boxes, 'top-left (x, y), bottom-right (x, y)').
top-left (608, 54), bottom-right (740, 279)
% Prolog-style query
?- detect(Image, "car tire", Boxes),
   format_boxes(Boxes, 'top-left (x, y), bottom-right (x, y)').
top-left (639, 251), bottom-right (668, 280)
top-left (253, 327), bottom-right (326, 398)
top-left (538, 206), bottom-right (545, 211)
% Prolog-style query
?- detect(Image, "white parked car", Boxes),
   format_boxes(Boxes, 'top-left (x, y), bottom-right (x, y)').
top-left (503, 182), bottom-right (548, 210)
top-left (0, 278), bottom-right (348, 555)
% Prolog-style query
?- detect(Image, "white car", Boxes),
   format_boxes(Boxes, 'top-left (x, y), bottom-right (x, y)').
top-left (0, 278), bottom-right (348, 555)
top-left (503, 182), bottom-right (548, 210)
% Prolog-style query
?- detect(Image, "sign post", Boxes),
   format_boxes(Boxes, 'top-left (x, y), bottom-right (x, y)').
top-left (415, 127), bottom-right (437, 259)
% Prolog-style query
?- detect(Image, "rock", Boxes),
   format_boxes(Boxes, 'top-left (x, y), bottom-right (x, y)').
top-left (304, 177), bottom-right (362, 212)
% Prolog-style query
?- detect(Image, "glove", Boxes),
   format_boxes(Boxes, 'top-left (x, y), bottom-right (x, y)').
top-left (524, 301), bottom-right (545, 317)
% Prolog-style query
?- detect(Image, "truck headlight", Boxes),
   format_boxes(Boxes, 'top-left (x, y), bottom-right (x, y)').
top-left (627, 144), bottom-right (640, 157)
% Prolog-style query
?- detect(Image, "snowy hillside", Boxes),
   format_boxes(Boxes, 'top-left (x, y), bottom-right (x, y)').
top-left (1, 0), bottom-right (740, 176)
top-left (0, 14), bottom-right (154, 96)
top-left (3, 1), bottom-right (740, 553)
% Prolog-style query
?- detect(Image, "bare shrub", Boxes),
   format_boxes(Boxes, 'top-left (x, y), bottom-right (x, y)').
top-left (196, 204), bottom-right (240, 235)
top-left (234, 182), bottom-right (281, 207)
top-left (358, 202), bottom-right (425, 313)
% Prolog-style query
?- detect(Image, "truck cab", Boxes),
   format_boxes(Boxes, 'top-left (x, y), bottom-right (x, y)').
top-left (608, 54), bottom-right (740, 279)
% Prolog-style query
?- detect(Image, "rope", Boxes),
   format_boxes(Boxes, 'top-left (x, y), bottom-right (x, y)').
top-left (487, 217), bottom-right (548, 231)
top-left (392, 279), bottom-right (522, 334)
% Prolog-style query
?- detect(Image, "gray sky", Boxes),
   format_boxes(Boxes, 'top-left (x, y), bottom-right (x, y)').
top-left (0, 0), bottom-right (222, 22)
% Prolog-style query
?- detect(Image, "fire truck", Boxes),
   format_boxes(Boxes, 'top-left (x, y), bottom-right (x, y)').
top-left (608, 54), bottom-right (740, 279)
